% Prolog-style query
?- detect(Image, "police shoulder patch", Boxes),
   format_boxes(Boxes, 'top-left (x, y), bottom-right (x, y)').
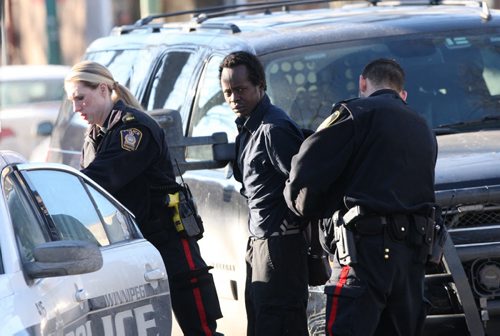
top-left (316, 101), bottom-right (354, 131)
top-left (122, 112), bottom-right (136, 123)
top-left (316, 110), bottom-right (341, 131)
top-left (120, 128), bottom-right (142, 151)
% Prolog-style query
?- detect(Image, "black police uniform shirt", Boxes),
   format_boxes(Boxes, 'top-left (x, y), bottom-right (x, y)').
top-left (284, 89), bottom-right (437, 219)
top-left (80, 100), bottom-right (179, 235)
top-left (233, 94), bottom-right (304, 238)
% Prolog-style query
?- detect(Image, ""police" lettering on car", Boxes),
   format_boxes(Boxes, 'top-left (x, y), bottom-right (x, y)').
top-left (64, 303), bottom-right (157, 336)
top-left (59, 280), bottom-right (171, 336)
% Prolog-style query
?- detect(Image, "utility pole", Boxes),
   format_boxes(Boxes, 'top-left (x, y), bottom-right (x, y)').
top-left (1, 0), bottom-right (6, 66)
top-left (85, 0), bottom-right (113, 46)
top-left (45, 0), bottom-right (61, 64)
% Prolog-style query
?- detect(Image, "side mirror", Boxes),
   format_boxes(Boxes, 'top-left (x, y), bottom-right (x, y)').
top-left (151, 109), bottom-right (235, 175)
top-left (24, 240), bottom-right (103, 278)
top-left (213, 142), bottom-right (235, 162)
top-left (36, 121), bottom-right (54, 136)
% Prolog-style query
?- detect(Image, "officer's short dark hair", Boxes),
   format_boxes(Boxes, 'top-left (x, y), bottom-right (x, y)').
top-left (219, 51), bottom-right (267, 90)
top-left (361, 58), bottom-right (405, 92)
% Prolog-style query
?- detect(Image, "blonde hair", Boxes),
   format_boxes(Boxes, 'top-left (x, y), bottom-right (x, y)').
top-left (65, 60), bottom-right (143, 110)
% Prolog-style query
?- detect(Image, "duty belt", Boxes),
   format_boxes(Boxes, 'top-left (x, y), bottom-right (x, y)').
top-left (350, 215), bottom-right (388, 235)
top-left (338, 205), bottom-right (436, 263)
top-left (346, 209), bottom-right (434, 247)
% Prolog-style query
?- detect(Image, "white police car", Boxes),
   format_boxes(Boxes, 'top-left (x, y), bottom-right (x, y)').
top-left (0, 150), bottom-right (172, 335)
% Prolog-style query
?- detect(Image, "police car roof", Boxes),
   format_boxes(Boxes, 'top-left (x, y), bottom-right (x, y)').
top-left (0, 151), bottom-right (27, 169)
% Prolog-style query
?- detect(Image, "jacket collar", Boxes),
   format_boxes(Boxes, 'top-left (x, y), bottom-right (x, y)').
top-left (370, 89), bottom-right (407, 104)
top-left (102, 100), bottom-right (127, 131)
top-left (235, 94), bottom-right (270, 133)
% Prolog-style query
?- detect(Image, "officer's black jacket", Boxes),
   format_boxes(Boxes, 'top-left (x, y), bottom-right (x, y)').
top-left (81, 100), bottom-right (179, 236)
top-left (284, 89), bottom-right (438, 219)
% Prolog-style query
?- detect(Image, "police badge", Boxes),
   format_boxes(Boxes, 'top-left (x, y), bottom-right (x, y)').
top-left (120, 128), bottom-right (143, 151)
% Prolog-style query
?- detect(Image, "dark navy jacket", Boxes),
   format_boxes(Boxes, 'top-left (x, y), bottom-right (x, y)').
top-left (81, 100), bottom-right (179, 237)
top-left (284, 89), bottom-right (437, 218)
top-left (234, 95), bottom-right (304, 238)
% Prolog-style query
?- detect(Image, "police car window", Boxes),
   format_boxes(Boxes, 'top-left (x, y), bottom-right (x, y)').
top-left (146, 51), bottom-right (198, 114)
top-left (188, 55), bottom-right (236, 161)
top-left (3, 174), bottom-right (49, 263)
top-left (21, 170), bottom-right (109, 246)
top-left (86, 184), bottom-right (133, 243)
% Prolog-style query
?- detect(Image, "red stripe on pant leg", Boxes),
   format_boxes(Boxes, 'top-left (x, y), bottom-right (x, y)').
top-left (327, 265), bottom-right (351, 336)
top-left (180, 237), bottom-right (212, 336)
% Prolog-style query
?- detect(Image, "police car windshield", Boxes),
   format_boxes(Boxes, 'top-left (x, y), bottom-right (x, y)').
top-left (263, 30), bottom-right (500, 131)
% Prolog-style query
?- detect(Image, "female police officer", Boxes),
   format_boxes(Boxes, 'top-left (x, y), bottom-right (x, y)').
top-left (64, 60), bottom-right (222, 335)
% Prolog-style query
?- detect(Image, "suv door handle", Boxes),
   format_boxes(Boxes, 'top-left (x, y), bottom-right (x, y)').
top-left (144, 268), bottom-right (166, 282)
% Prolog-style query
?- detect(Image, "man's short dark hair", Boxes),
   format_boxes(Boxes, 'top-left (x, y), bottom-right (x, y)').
top-left (219, 51), bottom-right (267, 90)
top-left (361, 58), bottom-right (405, 92)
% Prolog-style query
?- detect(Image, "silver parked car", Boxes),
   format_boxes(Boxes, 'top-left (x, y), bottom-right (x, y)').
top-left (0, 150), bottom-right (172, 335)
top-left (0, 65), bottom-right (69, 159)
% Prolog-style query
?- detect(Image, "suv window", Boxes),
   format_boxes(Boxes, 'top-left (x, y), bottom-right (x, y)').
top-left (186, 29), bottom-right (500, 140)
top-left (146, 50), bottom-right (199, 115)
top-left (189, 55), bottom-right (236, 161)
top-left (86, 49), bottom-right (155, 98)
top-left (54, 48), bottom-right (160, 132)
top-left (261, 30), bottom-right (500, 130)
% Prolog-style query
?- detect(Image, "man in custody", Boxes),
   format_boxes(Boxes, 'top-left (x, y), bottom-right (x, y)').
top-left (219, 51), bottom-right (309, 335)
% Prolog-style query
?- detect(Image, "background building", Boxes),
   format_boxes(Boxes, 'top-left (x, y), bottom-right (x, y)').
top-left (3, 0), bottom-right (500, 66)
top-left (2, 0), bottom-right (227, 66)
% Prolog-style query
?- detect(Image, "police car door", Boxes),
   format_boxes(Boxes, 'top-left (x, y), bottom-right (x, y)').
top-left (18, 166), bottom-right (172, 336)
top-left (2, 167), bottom-right (83, 335)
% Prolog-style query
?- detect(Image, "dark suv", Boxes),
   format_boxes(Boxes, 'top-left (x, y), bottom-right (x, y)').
top-left (47, 1), bottom-right (500, 334)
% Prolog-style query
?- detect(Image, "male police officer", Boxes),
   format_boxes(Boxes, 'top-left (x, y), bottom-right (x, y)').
top-left (284, 58), bottom-right (437, 336)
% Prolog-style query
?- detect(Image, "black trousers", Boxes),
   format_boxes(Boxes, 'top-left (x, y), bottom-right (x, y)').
top-left (245, 234), bottom-right (309, 336)
top-left (148, 217), bottom-right (222, 336)
top-left (324, 233), bottom-right (427, 336)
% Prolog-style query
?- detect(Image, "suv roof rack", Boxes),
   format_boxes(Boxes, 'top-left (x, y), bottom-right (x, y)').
top-left (191, 0), bottom-right (341, 23)
top-left (131, 0), bottom-right (490, 30)
top-left (374, 0), bottom-right (490, 20)
top-left (134, 0), bottom-right (333, 26)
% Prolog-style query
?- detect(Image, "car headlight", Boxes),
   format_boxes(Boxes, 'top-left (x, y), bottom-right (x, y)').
top-left (471, 259), bottom-right (500, 297)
